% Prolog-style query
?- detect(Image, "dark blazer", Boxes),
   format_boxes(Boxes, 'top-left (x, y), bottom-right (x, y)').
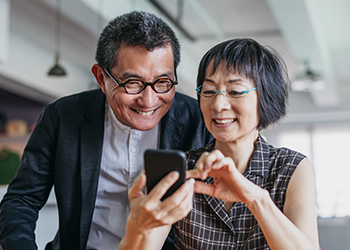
top-left (0, 89), bottom-right (212, 250)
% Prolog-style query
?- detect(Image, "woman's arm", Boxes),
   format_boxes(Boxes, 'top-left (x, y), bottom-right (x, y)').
top-left (188, 151), bottom-right (319, 250)
top-left (247, 158), bottom-right (319, 249)
top-left (119, 171), bottom-right (194, 250)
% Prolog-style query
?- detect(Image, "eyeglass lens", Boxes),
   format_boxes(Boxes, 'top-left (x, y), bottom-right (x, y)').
top-left (125, 78), bottom-right (174, 94)
top-left (197, 85), bottom-right (256, 99)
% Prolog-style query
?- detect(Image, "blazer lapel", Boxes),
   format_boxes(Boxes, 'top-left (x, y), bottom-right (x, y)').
top-left (159, 113), bottom-right (184, 149)
top-left (79, 90), bottom-right (105, 249)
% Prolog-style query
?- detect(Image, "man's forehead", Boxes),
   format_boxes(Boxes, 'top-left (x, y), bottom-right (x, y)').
top-left (111, 45), bottom-right (175, 79)
top-left (113, 44), bottom-right (173, 66)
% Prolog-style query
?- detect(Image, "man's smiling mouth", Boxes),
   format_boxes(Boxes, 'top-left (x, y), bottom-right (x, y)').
top-left (131, 108), bottom-right (158, 116)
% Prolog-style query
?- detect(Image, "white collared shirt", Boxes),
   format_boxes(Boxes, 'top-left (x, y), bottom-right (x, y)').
top-left (86, 102), bottom-right (159, 250)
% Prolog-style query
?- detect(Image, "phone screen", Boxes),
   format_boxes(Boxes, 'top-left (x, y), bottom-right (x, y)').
top-left (144, 149), bottom-right (187, 201)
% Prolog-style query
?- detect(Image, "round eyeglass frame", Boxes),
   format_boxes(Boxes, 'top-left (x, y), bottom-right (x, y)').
top-left (103, 67), bottom-right (178, 94)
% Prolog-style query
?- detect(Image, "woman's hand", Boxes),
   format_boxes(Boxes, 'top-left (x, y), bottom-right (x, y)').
top-left (119, 171), bottom-right (195, 250)
top-left (187, 150), bottom-right (263, 205)
top-left (127, 171), bottom-right (194, 233)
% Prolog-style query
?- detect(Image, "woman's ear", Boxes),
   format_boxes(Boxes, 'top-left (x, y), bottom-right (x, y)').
top-left (91, 64), bottom-right (107, 94)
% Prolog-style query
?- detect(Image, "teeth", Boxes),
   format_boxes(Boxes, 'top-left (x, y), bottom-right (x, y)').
top-left (137, 110), bottom-right (154, 116)
top-left (215, 119), bottom-right (234, 124)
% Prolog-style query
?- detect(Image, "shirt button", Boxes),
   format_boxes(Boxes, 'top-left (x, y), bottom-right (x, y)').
top-left (131, 147), bottom-right (137, 153)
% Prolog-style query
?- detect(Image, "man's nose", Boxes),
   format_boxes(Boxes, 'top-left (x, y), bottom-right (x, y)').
top-left (138, 85), bottom-right (157, 107)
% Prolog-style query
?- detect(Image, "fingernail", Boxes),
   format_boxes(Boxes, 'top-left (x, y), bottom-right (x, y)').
top-left (187, 178), bottom-right (195, 189)
top-left (170, 171), bottom-right (180, 179)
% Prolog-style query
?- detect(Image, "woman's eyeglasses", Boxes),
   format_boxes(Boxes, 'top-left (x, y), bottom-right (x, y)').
top-left (196, 85), bottom-right (257, 100)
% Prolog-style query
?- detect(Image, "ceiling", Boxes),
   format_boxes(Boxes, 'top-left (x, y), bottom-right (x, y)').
top-left (0, 0), bottom-right (350, 124)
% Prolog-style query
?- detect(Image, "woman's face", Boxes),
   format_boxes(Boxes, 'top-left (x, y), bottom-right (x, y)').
top-left (199, 61), bottom-right (259, 144)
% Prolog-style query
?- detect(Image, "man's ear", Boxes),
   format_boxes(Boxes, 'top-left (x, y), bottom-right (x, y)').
top-left (91, 64), bottom-right (107, 94)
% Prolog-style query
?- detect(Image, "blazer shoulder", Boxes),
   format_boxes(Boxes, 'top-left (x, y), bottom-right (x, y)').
top-left (48, 89), bottom-right (104, 109)
top-left (43, 89), bottom-right (105, 120)
top-left (167, 92), bottom-right (201, 122)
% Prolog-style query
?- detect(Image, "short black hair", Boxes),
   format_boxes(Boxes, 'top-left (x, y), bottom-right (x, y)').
top-left (197, 38), bottom-right (290, 129)
top-left (95, 11), bottom-right (180, 72)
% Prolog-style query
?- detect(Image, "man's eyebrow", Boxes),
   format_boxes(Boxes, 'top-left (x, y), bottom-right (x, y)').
top-left (120, 71), bottom-right (174, 80)
top-left (120, 72), bottom-right (142, 79)
top-left (156, 71), bottom-right (174, 79)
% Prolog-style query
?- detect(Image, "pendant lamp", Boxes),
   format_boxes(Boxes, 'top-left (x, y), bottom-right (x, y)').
top-left (291, 60), bottom-right (325, 92)
top-left (48, 0), bottom-right (67, 76)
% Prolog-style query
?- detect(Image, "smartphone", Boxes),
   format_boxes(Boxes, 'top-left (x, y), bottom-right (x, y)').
top-left (144, 149), bottom-right (187, 201)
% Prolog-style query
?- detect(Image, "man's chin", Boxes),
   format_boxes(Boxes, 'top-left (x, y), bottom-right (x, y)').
top-left (130, 121), bottom-right (159, 131)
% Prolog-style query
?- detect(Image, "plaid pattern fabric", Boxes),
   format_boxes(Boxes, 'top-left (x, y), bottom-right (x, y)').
top-left (174, 134), bottom-right (306, 249)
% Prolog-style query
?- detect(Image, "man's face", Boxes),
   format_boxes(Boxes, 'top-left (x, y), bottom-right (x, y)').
top-left (96, 45), bottom-right (175, 131)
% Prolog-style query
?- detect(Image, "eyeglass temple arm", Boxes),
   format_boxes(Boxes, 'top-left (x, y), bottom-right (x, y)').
top-left (241, 87), bottom-right (257, 93)
top-left (196, 85), bottom-right (202, 92)
top-left (103, 67), bottom-right (121, 86)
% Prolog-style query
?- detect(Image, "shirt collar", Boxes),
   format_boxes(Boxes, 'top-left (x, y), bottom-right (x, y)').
top-left (245, 134), bottom-right (270, 178)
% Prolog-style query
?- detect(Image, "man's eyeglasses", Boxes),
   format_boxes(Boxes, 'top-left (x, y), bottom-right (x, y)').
top-left (103, 68), bottom-right (178, 94)
top-left (196, 85), bottom-right (257, 100)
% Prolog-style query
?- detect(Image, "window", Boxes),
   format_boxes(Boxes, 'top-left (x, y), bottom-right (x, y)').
top-left (272, 124), bottom-right (350, 218)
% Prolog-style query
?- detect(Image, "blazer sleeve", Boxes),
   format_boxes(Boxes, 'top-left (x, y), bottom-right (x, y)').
top-left (0, 103), bottom-right (58, 250)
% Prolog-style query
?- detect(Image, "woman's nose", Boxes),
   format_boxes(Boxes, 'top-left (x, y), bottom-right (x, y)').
top-left (211, 92), bottom-right (231, 111)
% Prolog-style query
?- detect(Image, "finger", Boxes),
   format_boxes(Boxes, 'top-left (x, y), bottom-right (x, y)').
top-left (212, 157), bottom-right (234, 170)
top-left (159, 178), bottom-right (195, 223)
top-left (186, 169), bottom-right (204, 180)
top-left (145, 179), bottom-right (194, 228)
top-left (207, 150), bottom-right (225, 167)
top-left (194, 152), bottom-right (214, 180)
top-left (193, 180), bottom-right (215, 196)
top-left (129, 171), bottom-right (146, 200)
top-left (147, 171), bottom-right (179, 201)
top-left (162, 178), bottom-right (194, 206)
top-left (195, 152), bottom-right (210, 171)
top-left (166, 183), bottom-right (194, 223)
top-left (197, 150), bottom-right (225, 172)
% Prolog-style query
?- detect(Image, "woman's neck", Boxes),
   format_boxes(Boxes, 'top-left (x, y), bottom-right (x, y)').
top-left (215, 129), bottom-right (259, 174)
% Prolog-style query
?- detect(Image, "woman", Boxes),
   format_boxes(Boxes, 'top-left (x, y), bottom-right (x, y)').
top-left (173, 38), bottom-right (319, 249)
top-left (121, 38), bottom-right (319, 250)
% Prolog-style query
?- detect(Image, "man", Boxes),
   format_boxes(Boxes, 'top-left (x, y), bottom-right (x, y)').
top-left (0, 11), bottom-right (212, 250)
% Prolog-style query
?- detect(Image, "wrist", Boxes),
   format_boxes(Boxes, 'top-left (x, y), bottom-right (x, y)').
top-left (119, 221), bottom-right (152, 250)
top-left (125, 216), bottom-right (152, 237)
top-left (246, 188), bottom-right (271, 212)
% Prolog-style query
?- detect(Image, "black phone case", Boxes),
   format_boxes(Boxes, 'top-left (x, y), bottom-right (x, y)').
top-left (144, 149), bottom-right (187, 201)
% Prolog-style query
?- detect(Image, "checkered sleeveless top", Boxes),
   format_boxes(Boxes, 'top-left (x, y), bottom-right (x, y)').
top-left (174, 134), bottom-right (306, 249)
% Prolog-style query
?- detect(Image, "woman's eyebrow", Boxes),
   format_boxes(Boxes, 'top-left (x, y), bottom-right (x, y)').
top-left (227, 78), bottom-right (252, 87)
top-left (203, 77), bottom-right (250, 87)
top-left (203, 78), bottom-right (215, 83)
top-left (227, 78), bottom-right (245, 83)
